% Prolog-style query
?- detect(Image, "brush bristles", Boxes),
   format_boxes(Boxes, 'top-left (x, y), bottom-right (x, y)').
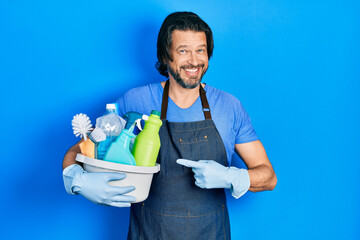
top-left (72, 113), bottom-right (93, 140)
top-left (90, 127), bottom-right (106, 143)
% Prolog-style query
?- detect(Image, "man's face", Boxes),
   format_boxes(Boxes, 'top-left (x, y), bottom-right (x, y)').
top-left (166, 30), bottom-right (209, 89)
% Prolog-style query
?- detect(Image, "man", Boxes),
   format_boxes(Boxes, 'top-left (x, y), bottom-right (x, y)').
top-left (63, 11), bottom-right (277, 239)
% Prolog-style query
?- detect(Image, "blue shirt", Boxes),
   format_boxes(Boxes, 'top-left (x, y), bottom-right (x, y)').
top-left (116, 82), bottom-right (258, 164)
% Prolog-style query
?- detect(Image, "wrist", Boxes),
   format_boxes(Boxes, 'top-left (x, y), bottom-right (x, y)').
top-left (226, 167), bottom-right (250, 199)
top-left (62, 164), bottom-right (85, 195)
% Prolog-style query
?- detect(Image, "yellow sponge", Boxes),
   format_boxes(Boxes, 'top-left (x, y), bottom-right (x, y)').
top-left (79, 139), bottom-right (95, 158)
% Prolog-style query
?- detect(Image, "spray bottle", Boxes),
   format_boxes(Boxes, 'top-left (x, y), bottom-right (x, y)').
top-left (102, 111), bottom-right (147, 165)
top-left (132, 110), bottom-right (162, 166)
top-left (103, 126), bottom-right (136, 165)
top-left (123, 111), bottom-right (147, 131)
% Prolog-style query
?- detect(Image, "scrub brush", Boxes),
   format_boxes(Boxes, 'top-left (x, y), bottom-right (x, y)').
top-left (89, 127), bottom-right (106, 143)
top-left (89, 127), bottom-right (106, 159)
top-left (72, 113), bottom-right (96, 158)
top-left (72, 113), bottom-right (93, 141)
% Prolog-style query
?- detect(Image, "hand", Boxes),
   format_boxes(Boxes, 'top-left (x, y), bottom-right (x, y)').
top-left (63, 164), bottom-right (136, 207)
top-left (176, 159), bottom-right (250, 198)
top-left (176, 159), bottom-right (231, 189)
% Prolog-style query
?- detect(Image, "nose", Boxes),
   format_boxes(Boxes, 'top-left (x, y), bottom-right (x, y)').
top-left (187, 52), bottom-right (199, 66)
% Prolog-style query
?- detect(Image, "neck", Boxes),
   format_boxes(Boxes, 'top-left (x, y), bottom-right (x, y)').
top-left (162, 78), bottom-right (204, 109)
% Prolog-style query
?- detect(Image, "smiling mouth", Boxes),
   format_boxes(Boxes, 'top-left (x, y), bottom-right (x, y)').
top-left (182, 64), bottom-right (204, 76)
top-left (184, 68), bottom-right (199, 76)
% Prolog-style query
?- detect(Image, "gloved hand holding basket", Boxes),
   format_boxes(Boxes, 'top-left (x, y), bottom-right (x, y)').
top-left (63, 104), bottom-right (161, 206)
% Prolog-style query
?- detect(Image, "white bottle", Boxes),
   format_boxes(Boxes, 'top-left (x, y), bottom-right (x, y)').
top-left (95, 103), bottom-right (124, 159)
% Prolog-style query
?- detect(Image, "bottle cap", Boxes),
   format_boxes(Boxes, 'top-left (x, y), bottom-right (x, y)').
top-left (151, 110), bottom-right (161, 116)
top-left (106, 103), bottom-right (116, 110)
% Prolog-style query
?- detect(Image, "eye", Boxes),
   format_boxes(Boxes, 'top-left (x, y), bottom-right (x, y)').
top-left (179, 49), bottom-right (187, 54)
top-left (198, 49), bottom-right (206, 53)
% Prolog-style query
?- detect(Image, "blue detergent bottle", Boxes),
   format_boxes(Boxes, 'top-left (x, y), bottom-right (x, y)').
top-left (103, 128), bottom-right (136, 165)
top-left (96, 104), bottom-right (124, 159)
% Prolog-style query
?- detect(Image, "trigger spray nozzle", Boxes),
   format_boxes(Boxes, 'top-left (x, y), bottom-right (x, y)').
top-left (129, 115), bottom-right (148, 132)
top-left (135, 115), bottom-right (149, 131)
top-left (124, 111), bottom-right (149, 131)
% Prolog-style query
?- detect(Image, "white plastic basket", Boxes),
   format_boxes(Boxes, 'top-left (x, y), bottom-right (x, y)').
top-left (76, 154), bottom-right (160, 203)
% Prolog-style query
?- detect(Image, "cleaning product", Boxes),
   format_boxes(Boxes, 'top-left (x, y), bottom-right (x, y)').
top-left (87, 127), bottom-right (106, 159)
top-left (132, 110), bottom-right (162, 166)
top-left (123, 111), bottom-right (148, 131)
top-left (103, 128), bottom-right (136, 165)
top-left (123, 111), bottom-right (149, 151)
top-left (96, 104), bottom-right (124, 160)
top-left (88, 127), bottom-right (106, 143)
top-left (79, 127), bottom-right (107, 158)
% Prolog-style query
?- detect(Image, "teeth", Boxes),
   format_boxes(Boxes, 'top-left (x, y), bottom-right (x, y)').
top-left (185, 68), bottom-right (198, 72)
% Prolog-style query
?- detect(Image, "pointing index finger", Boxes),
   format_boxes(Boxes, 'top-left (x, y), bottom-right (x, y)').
top-left (176, 159), bottom-right (202, 168)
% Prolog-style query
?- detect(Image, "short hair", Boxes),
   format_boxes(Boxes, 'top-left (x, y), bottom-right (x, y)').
top-left (155, 12), bottom-right (214, 77)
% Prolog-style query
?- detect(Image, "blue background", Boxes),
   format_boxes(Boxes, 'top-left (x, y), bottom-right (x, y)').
top-left (1, 0), bottom-right (359, 239)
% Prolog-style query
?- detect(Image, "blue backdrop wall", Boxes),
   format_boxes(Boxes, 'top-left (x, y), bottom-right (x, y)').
top-left (1, 0), bottom-right (359, 239)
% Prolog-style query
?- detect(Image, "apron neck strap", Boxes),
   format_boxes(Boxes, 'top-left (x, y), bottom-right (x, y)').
top-left (160, 80), bottom-right (212, 120)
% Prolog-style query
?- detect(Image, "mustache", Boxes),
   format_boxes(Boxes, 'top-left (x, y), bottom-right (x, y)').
top-left (180, 64), bottom-right (205, 69)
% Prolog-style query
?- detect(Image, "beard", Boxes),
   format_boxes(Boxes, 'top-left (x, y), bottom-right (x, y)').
top-left (167, 63), bottom-right (208, 89)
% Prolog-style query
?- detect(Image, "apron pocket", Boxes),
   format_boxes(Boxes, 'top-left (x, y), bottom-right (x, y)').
top-left (178, 135), bottom-right (210, 161)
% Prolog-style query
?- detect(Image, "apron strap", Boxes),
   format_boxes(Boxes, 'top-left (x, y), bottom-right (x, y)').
top-left (160, 80), bottom-right (170, 120)
top-left (199, 84), bottom-right (212, 120)
top-left (160, 80), bottom-right (212, 120)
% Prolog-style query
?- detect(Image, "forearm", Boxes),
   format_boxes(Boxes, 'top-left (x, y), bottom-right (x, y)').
top-left (247, 164), bottom-right (277, 192)
top-left (62, 141), bottom-right (83, 170)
